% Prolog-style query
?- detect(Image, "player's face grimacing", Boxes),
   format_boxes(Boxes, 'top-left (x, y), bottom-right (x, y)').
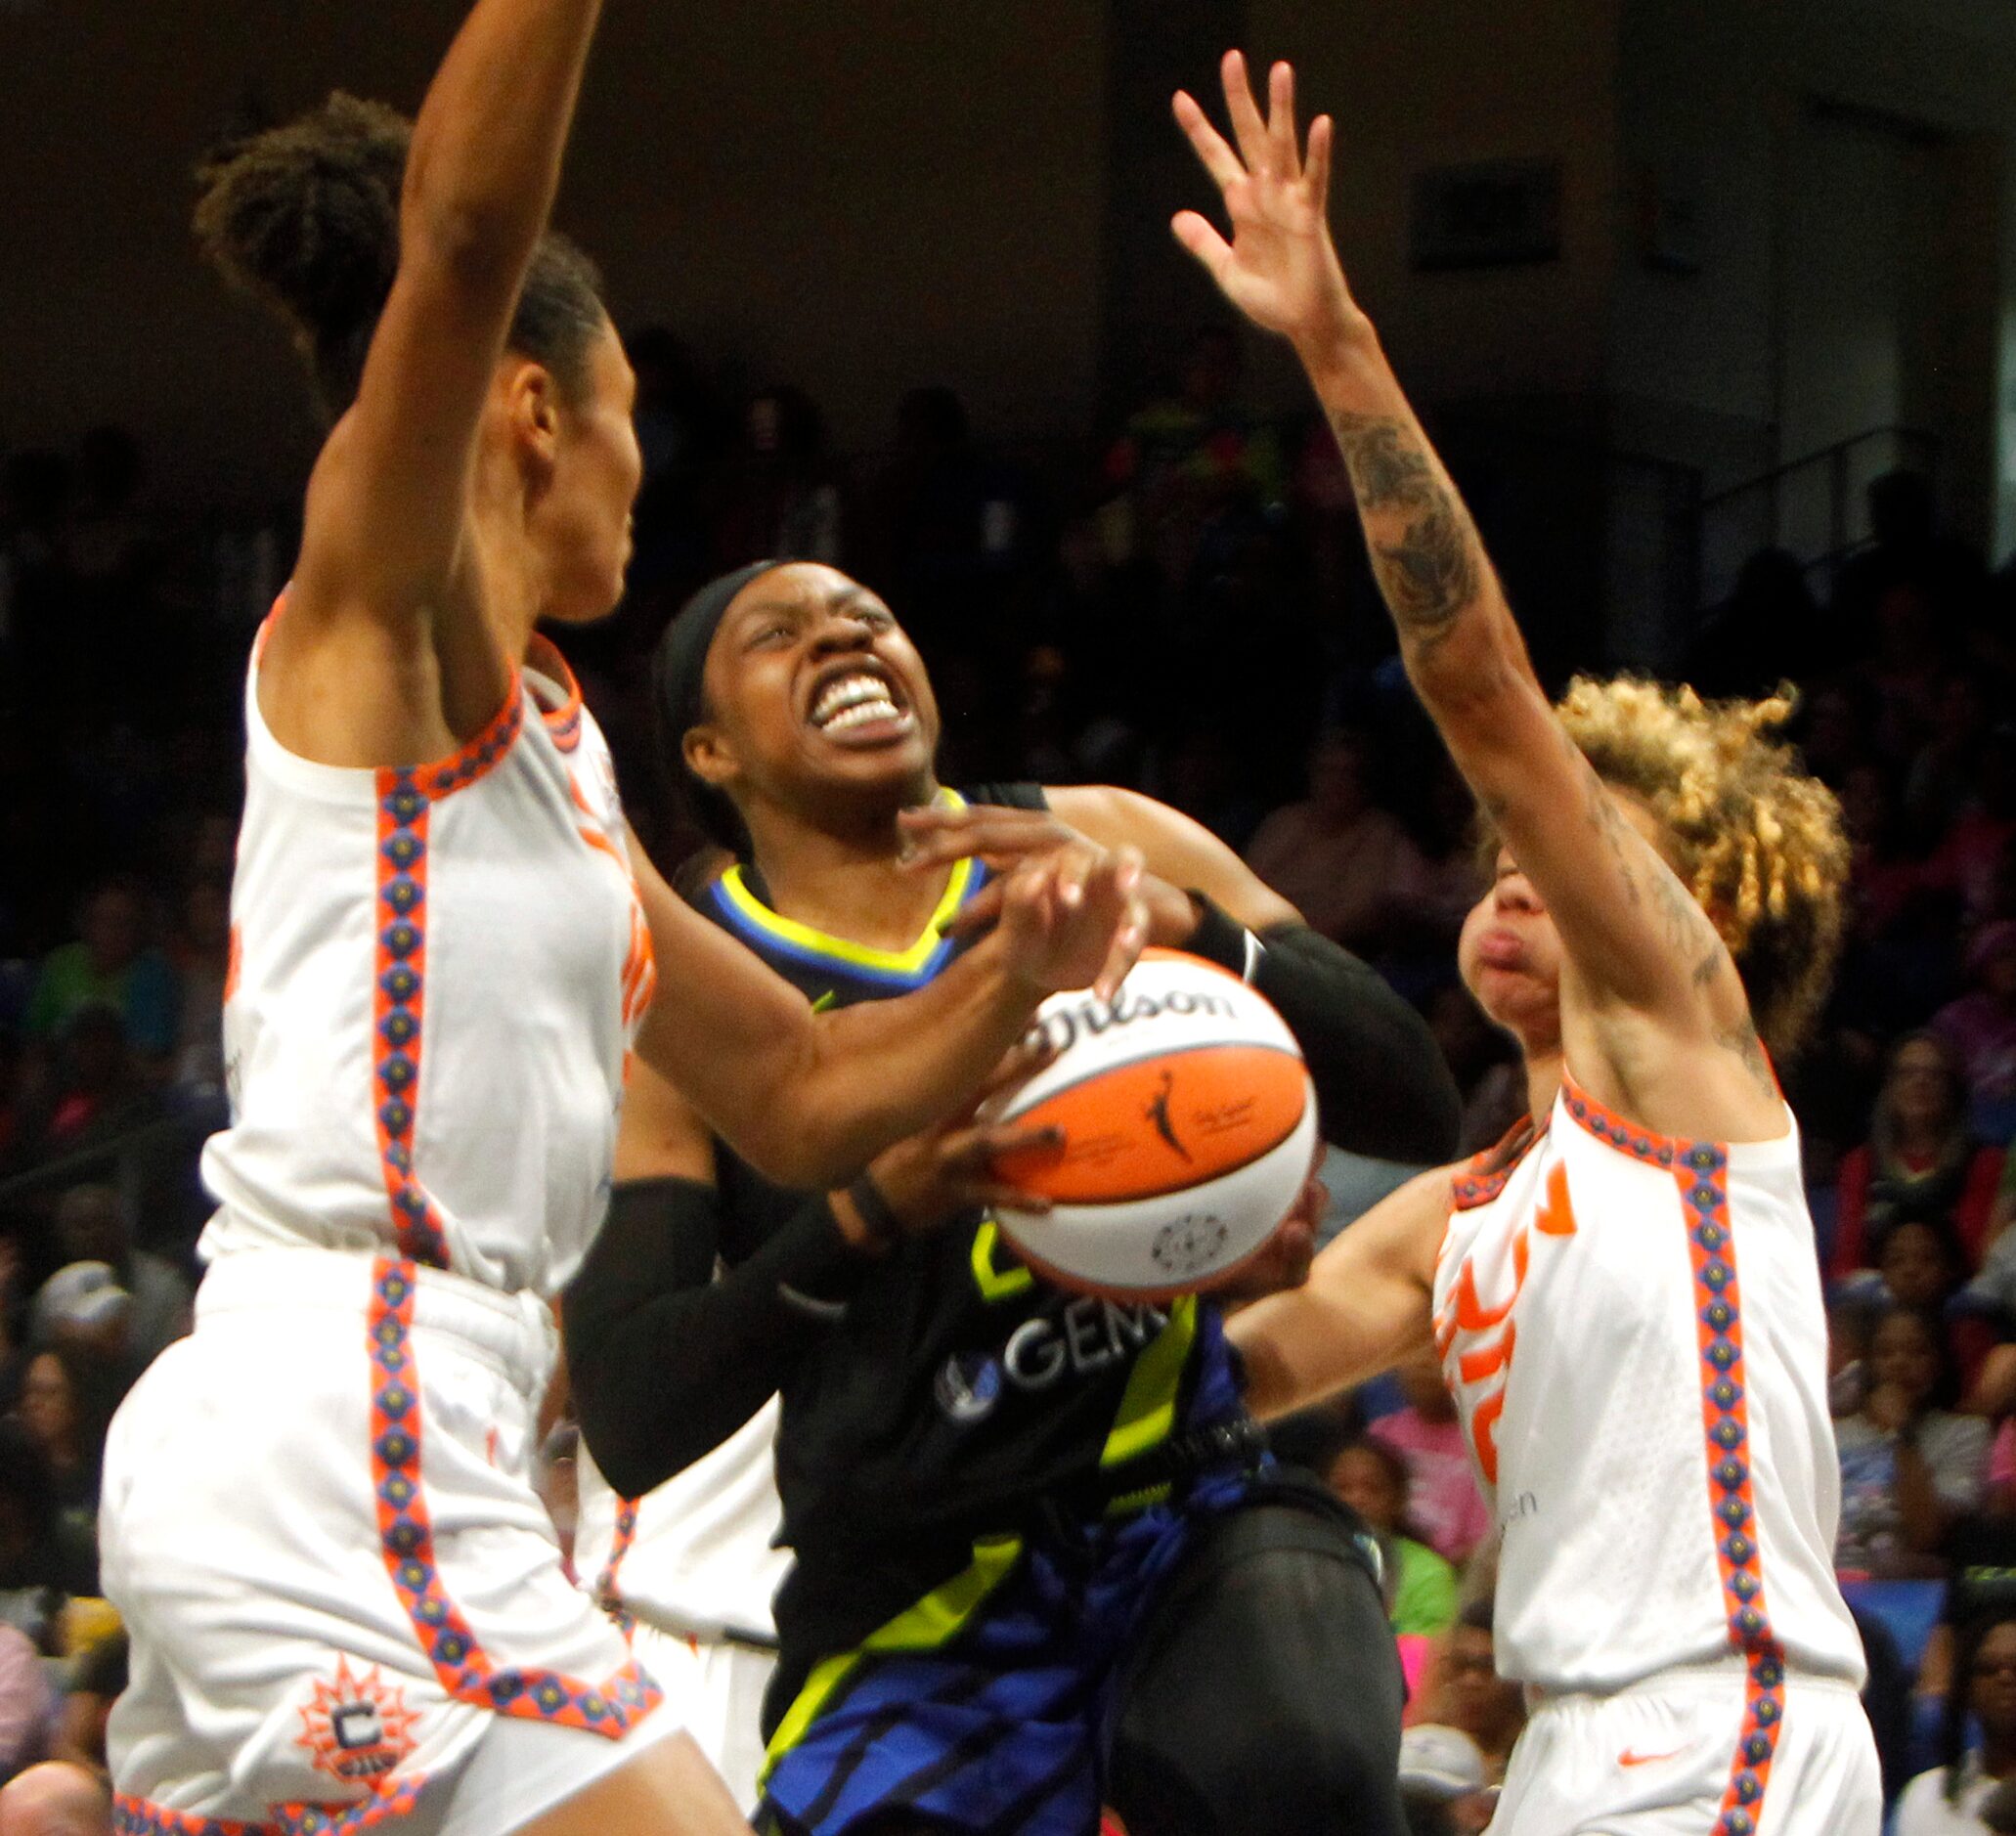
top-left (687, 563), bottom-right (942, 814)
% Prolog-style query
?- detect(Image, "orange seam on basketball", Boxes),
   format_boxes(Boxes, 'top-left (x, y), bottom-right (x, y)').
top-left (993, 1043), bottom-right (1309, 1202)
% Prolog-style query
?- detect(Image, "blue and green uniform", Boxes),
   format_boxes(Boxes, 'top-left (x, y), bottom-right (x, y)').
top-left (679, 788), bottom-right (1260, 1835)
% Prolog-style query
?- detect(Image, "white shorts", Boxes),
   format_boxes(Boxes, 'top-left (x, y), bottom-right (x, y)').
top-left (1490, 1660), bottom-right (1881, 1836)
top-left (101, 1250), bottom-right (683, 1836)
top-left (625, 1623), bottom-right (776, 1814)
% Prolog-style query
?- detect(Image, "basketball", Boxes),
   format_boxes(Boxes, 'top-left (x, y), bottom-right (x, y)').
top-left (987, 948), bottom-right (1318, 1298)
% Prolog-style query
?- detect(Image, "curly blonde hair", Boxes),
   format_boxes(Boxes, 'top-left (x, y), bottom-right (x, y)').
top-left (1554, 678), bottom-right (1849, 1061)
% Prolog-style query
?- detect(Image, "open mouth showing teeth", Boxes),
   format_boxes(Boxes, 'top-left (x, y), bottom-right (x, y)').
top-left (811, 673), bottom-right (906, 731)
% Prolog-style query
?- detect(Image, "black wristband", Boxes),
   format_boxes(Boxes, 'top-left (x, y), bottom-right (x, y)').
top-left (1185, 891), bottom-right (1261, 982)
top-left (847, 1174), bottom-right (905, 1250)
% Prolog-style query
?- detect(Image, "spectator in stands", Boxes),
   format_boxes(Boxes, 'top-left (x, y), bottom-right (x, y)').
top-left (1895, 1610), bottom-right (2016, 1834)
top-left (1395, 1723), bottom-right (1495, 1836)
top-left (12, 1349), bottom-right (102, 1598)
top-left (1836, 1305), bottom-right (1989, 1577)
top-left (1841, 761), bottom-right (1924, 944)
top-left (712, 385), bottom-right (845, 571)
top-left (22, 881), bottom-right (176, 1075)
top-left (1416, 1601), bottom-right (1524, 1784)
top-left (1103, 325), bottom-right (1285, 589)
top-left (1870, 1214), bottom-right (1971, 1318)
top-left (40, 1186), bottom-right (187, 1374)
top-left (1246, 727), bottom-right (1425, 954)
top-left (3, 1008), bottom-right (153, 1181)
top-left (1831, 1032), bottom-right (2005, 1280)
top-left (1936, 923), bottom-right (2016, 1145)
top-left (1685, 546), bottom-right (1826, 700)
top-left (0, 1425), bottom-right (63, 1651)
top-left (1368, 1350), bottom-right (1494, 1568)
top-left (0, 1760), bottom-right (110, 1835)
top-left (1797, 675), bottom-right (1881, 791)
top-left (1327, 1436), bottom-right (1459, 1639)
top-left (51, 1630), bottom-right (122, 1779)
top-left (0, 1229), bottom-right (24, 1414)
top-left (0, 1628), bottom-right (54, 1789)
top-left (1930, 729), bottom-right (2016, 935)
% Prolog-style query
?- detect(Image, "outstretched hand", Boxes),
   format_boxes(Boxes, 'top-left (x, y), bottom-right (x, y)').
top-left (1171, 52), bottom-right (1367, 356)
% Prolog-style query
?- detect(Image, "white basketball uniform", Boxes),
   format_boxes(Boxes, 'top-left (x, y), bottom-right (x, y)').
top-left (101, 628), bottom-right (679, 1836)
top-left (574, 1403), bottom-right (790, 1812)
top-left (1431, 1071), bottom-right (1881, 1836)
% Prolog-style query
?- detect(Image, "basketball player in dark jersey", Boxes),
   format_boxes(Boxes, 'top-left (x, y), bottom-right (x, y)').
top-left (563, 560), bottom-right (1462, 1836)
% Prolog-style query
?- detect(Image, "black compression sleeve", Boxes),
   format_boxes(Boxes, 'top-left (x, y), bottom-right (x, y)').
top-left (1183, 896), bottom-right (1460, 1165)
top-left (561, 1177), bottom-right (874, 1500)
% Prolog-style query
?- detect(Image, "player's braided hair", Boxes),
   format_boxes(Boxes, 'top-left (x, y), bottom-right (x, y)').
top-left (194, 94), bottom-right (606, 427)
top-left (1555, 677), bottom-right (1849, 1062)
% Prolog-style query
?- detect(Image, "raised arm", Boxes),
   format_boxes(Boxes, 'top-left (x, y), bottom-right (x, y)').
top-left (1171, 56), bottom-right (1747, 1059)
top-left (265, 0), bottom-right (606, 759)
top-left (628, 834), bottom-right (1145, 1191)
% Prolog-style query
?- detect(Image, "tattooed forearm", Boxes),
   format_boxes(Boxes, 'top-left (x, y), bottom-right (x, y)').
top-left (1329, 411), bottom-right (1482, 656)
top-left (1327, 414), bottom-right (1437, 510)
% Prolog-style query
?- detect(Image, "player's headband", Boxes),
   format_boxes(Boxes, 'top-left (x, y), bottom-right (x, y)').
top-left (650, 558), bottom-right (783, 853)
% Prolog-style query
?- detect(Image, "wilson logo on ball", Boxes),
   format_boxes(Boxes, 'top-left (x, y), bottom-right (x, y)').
top-left (989, 949), bottom-right (1317, 1299)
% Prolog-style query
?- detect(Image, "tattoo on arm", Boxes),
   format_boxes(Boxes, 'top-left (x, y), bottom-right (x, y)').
top-left (1328, 412), bottom-right (1481, 657)
top-left (1719, 1018), bottom-right (1778, 1100)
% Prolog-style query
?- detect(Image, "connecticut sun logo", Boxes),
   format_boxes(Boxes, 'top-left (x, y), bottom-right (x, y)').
top-left (296, 1658), bottom-right (420, 1785)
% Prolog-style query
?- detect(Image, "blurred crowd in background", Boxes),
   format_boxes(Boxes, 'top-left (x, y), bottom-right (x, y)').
top-left (4, 322), bottom-right (2016, 1831)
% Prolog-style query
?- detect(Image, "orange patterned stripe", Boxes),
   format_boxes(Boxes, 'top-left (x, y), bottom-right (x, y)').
top-left (366, 1261), bottom-right (661, 1737)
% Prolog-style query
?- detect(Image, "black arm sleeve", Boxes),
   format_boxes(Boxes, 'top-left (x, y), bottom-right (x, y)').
top-left (1186, 896), bottom-right (1461, 1165)
top-left (561, 1176), bottom-right (877, 1501)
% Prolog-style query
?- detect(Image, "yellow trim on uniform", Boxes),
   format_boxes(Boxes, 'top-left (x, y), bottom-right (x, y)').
top-left (718, 790), bottom-right (973, 975)
top-left (761, 1532), bottom-right (1025, 1778)
top-left (1100, 1295), bottom-right (1199, 1469)
top-left (970, 1219), bottom-right (1035, 1301)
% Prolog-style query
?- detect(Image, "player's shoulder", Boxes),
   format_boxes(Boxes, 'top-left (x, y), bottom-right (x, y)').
top-left (670, 845), bottom-right (736, 909)
top-left (960, 781), bottom-right (1049, 812)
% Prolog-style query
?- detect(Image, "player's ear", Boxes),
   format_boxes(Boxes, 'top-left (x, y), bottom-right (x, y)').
top-left (682, 722), bottom-right (738, 793)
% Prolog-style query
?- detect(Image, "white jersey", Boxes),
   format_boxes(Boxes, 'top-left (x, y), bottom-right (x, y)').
top-left (1431, 1071), bottom-right (1864, 1699)
top-left (200, 625), bottom-right (656, 1296)
top-left (577, 1400), bottom-right (789, 1647)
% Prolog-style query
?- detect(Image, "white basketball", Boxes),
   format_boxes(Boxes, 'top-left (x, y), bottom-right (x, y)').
top-left (987, 948), bottom-right (1317, 1298)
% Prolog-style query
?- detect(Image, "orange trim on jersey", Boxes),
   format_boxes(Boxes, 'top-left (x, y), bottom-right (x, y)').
top-left (223, 925), bottom-right (242, 1005)
top-left (366, 1261), bottom-right (661, 1737)
top-left (1667, 1144), bottom-right (1785, 1834)
top-left (252, 602), bottom-right (527, 802)
top-left (1450, 1115), bottom-right (1545, 1211)
top-left (526, 635), bottom-right (585, 753)
top-left (1469, 1385), bottom-right (1507, 1485)
top-left (371, 773), bottom-right (449, 1269)
top-left (114, 1798), bottom-right (271, 1836)
top-left (592, 1495), bottom-right (644, 1637)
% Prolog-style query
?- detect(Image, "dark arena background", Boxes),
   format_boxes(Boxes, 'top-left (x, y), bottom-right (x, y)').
top-left (3, 2), bottom-right (2016, 1832)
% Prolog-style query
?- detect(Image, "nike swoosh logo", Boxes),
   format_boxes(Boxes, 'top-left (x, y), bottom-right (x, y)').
top-left (1618, 1746), bottom-right (1691, 1768)
top-left (811, 989), bottom-right (838, 1013)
